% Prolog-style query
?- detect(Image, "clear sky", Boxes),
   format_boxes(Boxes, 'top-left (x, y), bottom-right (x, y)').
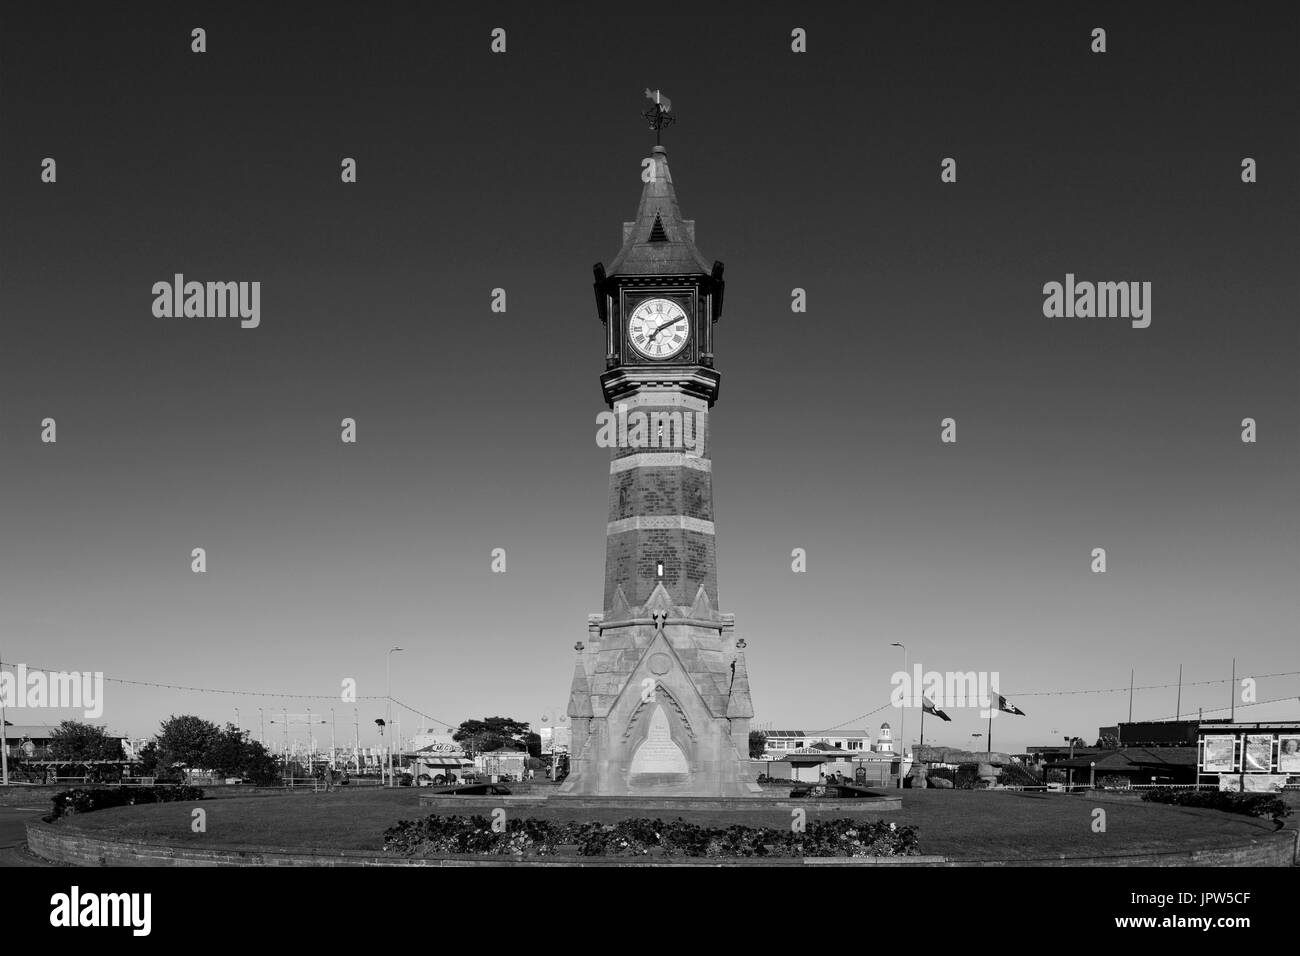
top-left (1, 2), bottom-right (1296, 753)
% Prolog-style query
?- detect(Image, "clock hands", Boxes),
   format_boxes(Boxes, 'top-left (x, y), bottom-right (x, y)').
top-left (630, 299), bottom-right (688, 356)
top-left (646, 315), bottom-right (686, 341)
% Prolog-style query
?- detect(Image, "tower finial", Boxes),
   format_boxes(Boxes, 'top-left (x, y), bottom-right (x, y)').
top-left (642, 88), bottom-right (675, 146)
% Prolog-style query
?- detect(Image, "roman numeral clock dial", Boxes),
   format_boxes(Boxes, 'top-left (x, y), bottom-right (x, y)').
top-left (627, 298), bottom-right (689, 359)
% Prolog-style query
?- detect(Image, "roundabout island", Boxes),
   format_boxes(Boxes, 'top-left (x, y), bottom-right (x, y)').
top-left (24, 786), bottom-right (1299, 867)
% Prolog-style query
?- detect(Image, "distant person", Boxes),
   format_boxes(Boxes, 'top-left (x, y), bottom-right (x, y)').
top-left (324, 766), bottom-right (336, 792)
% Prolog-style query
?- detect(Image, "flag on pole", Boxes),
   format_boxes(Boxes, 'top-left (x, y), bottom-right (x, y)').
top-left (993, 693), bottom-right (1026, 716)
top-left (644, 88), bottom-right (672, 112)
top-left (922, 697), bottom-right (952, 721)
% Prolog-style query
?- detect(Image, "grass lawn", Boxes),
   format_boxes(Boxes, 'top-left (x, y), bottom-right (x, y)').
top-left (892, 790), bottom-right (1279, 861)
top-left (52, 787), bottom-right (1284, 861)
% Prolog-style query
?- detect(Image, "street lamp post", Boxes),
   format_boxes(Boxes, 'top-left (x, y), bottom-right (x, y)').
top-left (890, 642), bottom-right (907, 789)
top-left (0, 647), bottom-right (8, 786)
top-left (386, 647), bottom-right (404, 787)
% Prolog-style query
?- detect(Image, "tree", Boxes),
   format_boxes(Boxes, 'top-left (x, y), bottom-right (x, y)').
top-left (207, 723), bottom-right (251, 777)
top-left (239, 739), bottom-right (282, 785)
top-left (135, 741), bottom-right (162, 776)
top-left (207, 724), bottom-right (283, 783)
top-left (748, 730), bottom-right (768, 758)
top-left (146, 718), bottom-right (282, 784)
top-left (156, 715), bottom-right (222, 770)
top-left (452, 716), bottom-right (531, 754)
top-left (48, 720), bottom-right (124, 762)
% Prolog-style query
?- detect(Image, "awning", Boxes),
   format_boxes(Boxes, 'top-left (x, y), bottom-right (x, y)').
top-left (411, 756), bottom-right (472, 768)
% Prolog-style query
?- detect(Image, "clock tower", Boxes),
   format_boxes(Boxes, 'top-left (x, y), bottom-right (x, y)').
top-left (561, 143), bottom-right (760, 797)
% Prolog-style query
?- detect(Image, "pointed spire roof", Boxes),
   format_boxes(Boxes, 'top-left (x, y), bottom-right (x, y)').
top-left (687, 585), bottom-right (717, 622)
top-left (608, 146), bottom-right (712, 277)
top-left (568, 650), bottom-right (594, 718)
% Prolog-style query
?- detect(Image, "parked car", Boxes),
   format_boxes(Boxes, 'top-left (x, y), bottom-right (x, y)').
top-left (431, 782), bottom-right (512, 796)
top-left (788, 783), bottom-right (878, 799)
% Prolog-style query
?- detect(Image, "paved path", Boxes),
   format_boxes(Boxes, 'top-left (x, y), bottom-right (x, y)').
top-left (0, 806), bottom-right (56, 866)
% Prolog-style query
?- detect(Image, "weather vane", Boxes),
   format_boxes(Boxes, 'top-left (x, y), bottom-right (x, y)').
top-left (642, 88), bottom-right (675, 145)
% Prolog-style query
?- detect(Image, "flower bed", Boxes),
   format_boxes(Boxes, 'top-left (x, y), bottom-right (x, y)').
top-left (1140, 787), bottom-right (1291, 827)
top-left (383, 814), bottom-right (919, 858)
top-left (46, 786), bottom-right (206, 821)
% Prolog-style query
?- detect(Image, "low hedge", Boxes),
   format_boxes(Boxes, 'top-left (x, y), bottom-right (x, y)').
top-left (384, 814), bottom-right (919, 858)
top-left (46, 785), bottom-right (206, 821)
top-left (1140, 787), bottom-right (1291, 827)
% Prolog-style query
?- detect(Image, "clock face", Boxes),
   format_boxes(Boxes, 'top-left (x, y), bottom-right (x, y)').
top-left (627, 298), bottom-right (690, 360)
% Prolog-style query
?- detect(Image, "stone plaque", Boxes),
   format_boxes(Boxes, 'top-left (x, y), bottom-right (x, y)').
top-left (629, 705), bottom-right (689, 775)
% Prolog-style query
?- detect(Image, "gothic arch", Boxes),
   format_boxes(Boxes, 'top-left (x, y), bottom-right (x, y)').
top-left (621, 681), bottom-right (696, 741)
